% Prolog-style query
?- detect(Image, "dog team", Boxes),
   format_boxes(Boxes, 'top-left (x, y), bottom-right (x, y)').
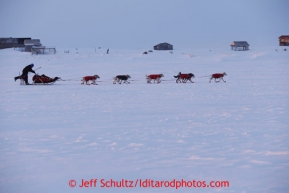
top-left (81, 72), bottom-right (227, 85)
top-left (14, 64), bottom-right (227, 85)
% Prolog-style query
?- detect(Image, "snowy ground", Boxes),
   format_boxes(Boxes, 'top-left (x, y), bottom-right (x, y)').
top-left (0, 46), bottom-right (289, 193)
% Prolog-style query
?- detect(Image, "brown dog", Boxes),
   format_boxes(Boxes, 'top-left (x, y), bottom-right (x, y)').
top-left (146, 74), bottom-right (164, 84)
top-left (209, 72), bottom-right (227, 83)
top-left (81, 75), bottom-right (100, 85)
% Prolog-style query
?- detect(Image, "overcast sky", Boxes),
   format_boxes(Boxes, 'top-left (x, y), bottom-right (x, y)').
top-left (0, 0), bottom-right (288, 49)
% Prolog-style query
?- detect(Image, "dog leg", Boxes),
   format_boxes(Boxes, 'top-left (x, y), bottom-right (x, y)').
top-left (113, 77), bottom-right (118, 84)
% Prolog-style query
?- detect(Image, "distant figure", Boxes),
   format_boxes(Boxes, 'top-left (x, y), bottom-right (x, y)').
top-left (14, 64), bottom-right (36, 85)
top-left (107, 49), bottom-right (109, 54)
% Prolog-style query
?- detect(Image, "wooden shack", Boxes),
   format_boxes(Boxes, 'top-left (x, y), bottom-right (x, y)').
top-left (0, 37), bottom-right (31, 49)
top-left (230, 41), bottom-right (250, 51)
top-left (154, 42), bottom-right (173, 50)
top-left (279, 35), bottom-right (289, 46)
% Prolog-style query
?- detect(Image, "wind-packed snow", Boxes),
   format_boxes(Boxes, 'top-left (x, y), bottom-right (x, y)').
top-left (0, 47), bottom-right (289, 193)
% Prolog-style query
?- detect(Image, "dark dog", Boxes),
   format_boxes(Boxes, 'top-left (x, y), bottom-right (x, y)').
top-left (113, 75), bottom-right (131, 84)
top-left (174, 72), bottom-right (195, 83)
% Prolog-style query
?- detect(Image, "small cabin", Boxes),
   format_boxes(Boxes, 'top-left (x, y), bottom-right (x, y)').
top-left (154, 42), bottom-right (173, 50)
top-left (279, 35), bottom-right (289, 46)
top-left (230, 41), bottom-right (250, 51)
top-left (24, 39), bottom-right (41, 52)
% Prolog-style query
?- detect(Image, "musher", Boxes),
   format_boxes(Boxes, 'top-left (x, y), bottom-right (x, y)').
top-left (14, 64), bottom-right (36, 85)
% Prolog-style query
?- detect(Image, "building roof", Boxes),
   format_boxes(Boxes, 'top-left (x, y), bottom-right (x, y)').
top-left (24, 39), bottom-right (41, 46)
top-left (154, 42), bottom-right (173, 47)
top-left (279, 35), bottom-right (289, 38)
top-left (230, 41), bottom-right (250, 47)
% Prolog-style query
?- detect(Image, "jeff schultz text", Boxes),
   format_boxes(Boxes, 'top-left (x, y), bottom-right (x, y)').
top-left (73, 178), bottom-right (230, 189)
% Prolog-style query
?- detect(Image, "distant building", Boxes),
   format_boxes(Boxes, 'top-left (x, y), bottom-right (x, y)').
top-left (0, 37), bottom-right (31, 49)
top-left (154, 42), bottom-right (173, 50)
top-left (279, 35), bottom-right (289, 46)
top-left (24, 39), bottom-right (41, 52)
top-left (230, 41), bottom-right (250, 51)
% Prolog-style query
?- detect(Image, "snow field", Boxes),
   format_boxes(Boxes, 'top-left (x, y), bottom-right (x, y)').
top-left (0, 47), bottom-right (289, 193)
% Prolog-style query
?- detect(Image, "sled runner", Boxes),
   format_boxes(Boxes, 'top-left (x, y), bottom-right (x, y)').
top-left (32, 74), bottom-right (61, 84)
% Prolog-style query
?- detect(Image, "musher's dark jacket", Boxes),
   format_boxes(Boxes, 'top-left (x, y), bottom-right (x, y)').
top-left (21, 65), bottom-right (35, 76)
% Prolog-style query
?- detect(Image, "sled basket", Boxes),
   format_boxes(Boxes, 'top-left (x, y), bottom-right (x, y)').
top-left (32, 74), bottom-right (60, 84)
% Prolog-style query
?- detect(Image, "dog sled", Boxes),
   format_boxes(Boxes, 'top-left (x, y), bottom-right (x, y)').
top-left (32, 74), bottom-right (61, 84)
